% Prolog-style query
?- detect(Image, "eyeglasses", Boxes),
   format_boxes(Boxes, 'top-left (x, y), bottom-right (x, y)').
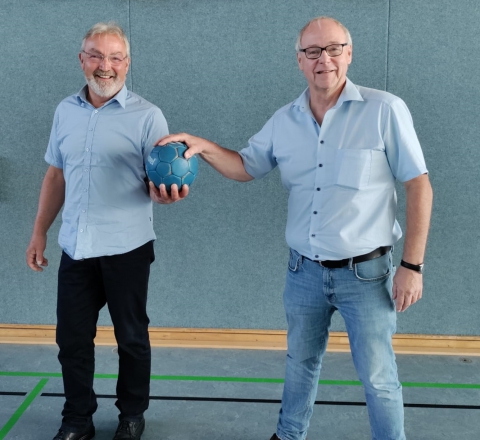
top-left (81, 50), bottom-right (128, 65)
top-left (299, 43), bottom-right (348, 59)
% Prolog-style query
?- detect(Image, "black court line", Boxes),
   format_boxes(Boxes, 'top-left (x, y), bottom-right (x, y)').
top-left (0, 392), bottom-right (26, 396)
top-left (36, 393), bottom-right (480, 410)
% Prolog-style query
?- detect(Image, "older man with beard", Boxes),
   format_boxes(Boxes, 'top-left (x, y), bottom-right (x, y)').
top-left (26, 22), bottom-right (188, 440)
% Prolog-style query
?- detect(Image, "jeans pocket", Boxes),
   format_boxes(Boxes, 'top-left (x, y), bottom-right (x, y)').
top-left (354, 253), bottom-right (391, 282)
top-left (287, 248), bottom-right (303, 272)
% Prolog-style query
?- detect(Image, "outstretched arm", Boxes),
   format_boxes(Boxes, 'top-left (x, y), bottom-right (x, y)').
top-left (393, 173), bottom-right (433, 311)
top-left (156, 133), bottom-right (254, 182)
top-left (26, 165), bottom-right (65, 272)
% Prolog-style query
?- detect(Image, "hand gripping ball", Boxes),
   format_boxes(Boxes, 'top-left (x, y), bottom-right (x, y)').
top-left (146, 142), bottom-right (199, 192)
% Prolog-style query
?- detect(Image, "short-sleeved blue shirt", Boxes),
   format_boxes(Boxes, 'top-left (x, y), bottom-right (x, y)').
top-left (45, 85), bottom-right (169, 260)
top-left (239, 78), bottom-right (428, 260)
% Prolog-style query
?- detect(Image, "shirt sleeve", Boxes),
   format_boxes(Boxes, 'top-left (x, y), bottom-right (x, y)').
top-left (142, 107), bottom-right (169, 162)
top-left (238, 115), bottom-right (277, 179)
top-left (44, 106), bottom-right (63, 169)
top-left (383, 97), bottom-right (428, 182)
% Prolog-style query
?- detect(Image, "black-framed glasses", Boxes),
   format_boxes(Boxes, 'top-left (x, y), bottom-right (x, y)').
top-left (299, 43), bottom-right (348, 59)
top-left (81, 50), bottom-right (128, 65)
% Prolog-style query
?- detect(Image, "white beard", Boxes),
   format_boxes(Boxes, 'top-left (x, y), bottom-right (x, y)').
top-left (86, 73), bottom-right (123, 99)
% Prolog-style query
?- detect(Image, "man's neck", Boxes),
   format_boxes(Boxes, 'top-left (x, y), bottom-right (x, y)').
top-left (309, 81), bottom-right (346, 125)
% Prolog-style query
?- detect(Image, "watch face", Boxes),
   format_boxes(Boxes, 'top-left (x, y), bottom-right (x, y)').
top-left (418, 264), bottom-right (424, 274)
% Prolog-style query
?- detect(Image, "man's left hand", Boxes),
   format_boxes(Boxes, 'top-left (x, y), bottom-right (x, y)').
top-left (392, 265), bottom-right (423, 312)
top-left (149, 181), bottom-right (189, 204)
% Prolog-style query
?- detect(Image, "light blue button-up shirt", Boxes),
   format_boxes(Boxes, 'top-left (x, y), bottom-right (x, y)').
top-left (239, 78), bottom-right (428, 261)
top-left (45, 85), bottom-right (168, 260)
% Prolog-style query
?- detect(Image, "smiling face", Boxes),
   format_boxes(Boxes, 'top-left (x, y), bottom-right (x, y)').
top-left (297, 19), bottom-right (352, 96)
top-left (79, 33), bottom-right (130, 107)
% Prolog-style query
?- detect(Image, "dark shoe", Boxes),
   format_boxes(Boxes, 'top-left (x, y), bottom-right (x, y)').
top-left (270, 435), bottom-right (307, 440)
top-left (53, 425), bottom-right (95, 440)
top-left (113, 418), bottom-right (145, 439)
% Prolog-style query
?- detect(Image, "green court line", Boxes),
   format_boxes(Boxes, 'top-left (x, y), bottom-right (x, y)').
top-left (0, 372), bottom-right (62, 378)
top-left (0, 378), bottom-right (49, 440)
top-left (1, 372), bottom-right (480, 389)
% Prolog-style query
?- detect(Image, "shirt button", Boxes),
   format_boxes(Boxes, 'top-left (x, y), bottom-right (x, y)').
top-left (94, 110), bottom-right (98, 114)
top-left (317, 188), bottom-right (321, 191)
top-left (84, 168), bottom-right (89, 172)
top-left (311, 234), bottom-right (315, 237)
top-left (82, 210), bottom-right (86, 213)
top-left (313, 211), bottom-right (317, 214)
top-left (86, 148), bottom-right (89, 152)
top-left (315, 255), bottom-right (319, 258)
top-left (80, 229), bottom-right (84, 232)
top-left (320, 140), bottom-right (324, 144)
top-left (318, 164), bottom-right (323, 167)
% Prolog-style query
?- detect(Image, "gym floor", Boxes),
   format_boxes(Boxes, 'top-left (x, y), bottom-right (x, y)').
top-left (1, 344), bottom-right (479, 439)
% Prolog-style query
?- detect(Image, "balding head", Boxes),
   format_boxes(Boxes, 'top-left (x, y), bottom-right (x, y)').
top-left (295, 16), bottom-right (352, 52)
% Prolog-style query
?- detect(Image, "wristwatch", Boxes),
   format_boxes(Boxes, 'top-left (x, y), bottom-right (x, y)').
top-left (400, 260), bottom-right (424, 274)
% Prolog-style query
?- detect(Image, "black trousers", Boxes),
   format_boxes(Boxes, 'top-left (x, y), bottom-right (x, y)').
top-left (56, 241), bottom-right (155, 430)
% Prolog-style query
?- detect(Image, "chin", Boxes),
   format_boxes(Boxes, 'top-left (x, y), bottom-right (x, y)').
top-left (87, 77), bottom-right (123, 98)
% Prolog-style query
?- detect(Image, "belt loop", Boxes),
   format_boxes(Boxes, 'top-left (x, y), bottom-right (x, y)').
top-left (348, 258), bottom-right (353, 271)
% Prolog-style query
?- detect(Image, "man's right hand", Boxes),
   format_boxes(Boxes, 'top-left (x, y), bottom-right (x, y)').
top-left (156, 133), bottom-right (215, 159)
top-left (155, 133), bottom-right (254, 182)
top-left (26, 235), bottom-right (49, 272)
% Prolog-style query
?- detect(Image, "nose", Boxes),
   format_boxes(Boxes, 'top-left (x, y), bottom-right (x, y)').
top-left (317, 49), bottom-right (331, 63)
top-left (99, 56), bottom-right (112, 70)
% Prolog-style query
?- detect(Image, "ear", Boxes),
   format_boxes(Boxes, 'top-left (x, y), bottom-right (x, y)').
top-left (346, 45), bottom-right (353, 65)
top-left (79, 52), bottom-right (85, 69)
top-left (297, 52), bottom-right (304, 72)
top-left (125, 56), bottom-right (131, 74)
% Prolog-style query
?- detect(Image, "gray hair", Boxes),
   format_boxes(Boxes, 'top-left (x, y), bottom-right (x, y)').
top-left (295, 16), bottom-right (352, 52)
top-left (81, 22), bottom-right (130, 57)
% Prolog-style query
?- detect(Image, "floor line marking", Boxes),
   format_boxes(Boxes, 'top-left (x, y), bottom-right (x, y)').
top-left (1, 372), bottom-right (480, 389)
top-left (38, 393), bottom-right (480, 409)
top-left (0, 378), bottom-right (49, 440)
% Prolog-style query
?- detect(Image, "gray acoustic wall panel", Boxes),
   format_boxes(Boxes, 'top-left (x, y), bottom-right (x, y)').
top-left (387, 0), bottom-right (480, 335)
top-left (0, 0), bottom-right (130, 324)
top-left (1, 0), bottom-right (478, 336)
top-left (129, 0), bottom-right (388, 329)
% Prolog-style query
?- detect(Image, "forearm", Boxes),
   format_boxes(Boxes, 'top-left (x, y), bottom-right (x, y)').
top-left (402, 173), bottom-right (433, 264)
top-left (157, 133), bottom-right (254, 182)
top-left (199, 142), bottom-right (253, 182)
top-left (32, 166), bottom-right (65, 236)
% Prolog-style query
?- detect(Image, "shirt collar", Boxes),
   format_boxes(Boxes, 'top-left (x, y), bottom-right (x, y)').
top-left (75, 84), bottom-right (128, 109)
top-left (293, 77), bottom-right (364, 113)
top-left (332, 77), bottom-right (363, 108)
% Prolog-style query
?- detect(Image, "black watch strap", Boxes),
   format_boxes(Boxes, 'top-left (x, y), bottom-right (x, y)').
top-left (400, 260), bottom-right (424, 274)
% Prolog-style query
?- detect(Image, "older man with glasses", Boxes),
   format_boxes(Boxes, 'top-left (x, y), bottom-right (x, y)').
top-left (26, 22), bottom-right (188, 440)
top-left (158, 16), bottom-right (433, 440)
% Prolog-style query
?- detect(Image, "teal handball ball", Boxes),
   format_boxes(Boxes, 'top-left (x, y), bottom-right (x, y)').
top-left (146, 142), bottom-right (198, 192)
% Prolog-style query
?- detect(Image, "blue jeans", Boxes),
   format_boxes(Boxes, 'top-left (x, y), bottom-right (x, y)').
top-left (277, 249), bottom-right (405, 440)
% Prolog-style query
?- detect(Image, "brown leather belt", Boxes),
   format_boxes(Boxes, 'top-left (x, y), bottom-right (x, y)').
top-left (306, 246), bottom-right (391, 269)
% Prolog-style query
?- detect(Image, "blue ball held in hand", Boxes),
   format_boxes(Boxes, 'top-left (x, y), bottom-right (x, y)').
top-left (146, 142), bottom-right (198, 193)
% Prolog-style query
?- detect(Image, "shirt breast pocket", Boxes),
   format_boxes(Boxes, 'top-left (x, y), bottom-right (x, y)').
top-left (334, 149), bottom-right (372, 190)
